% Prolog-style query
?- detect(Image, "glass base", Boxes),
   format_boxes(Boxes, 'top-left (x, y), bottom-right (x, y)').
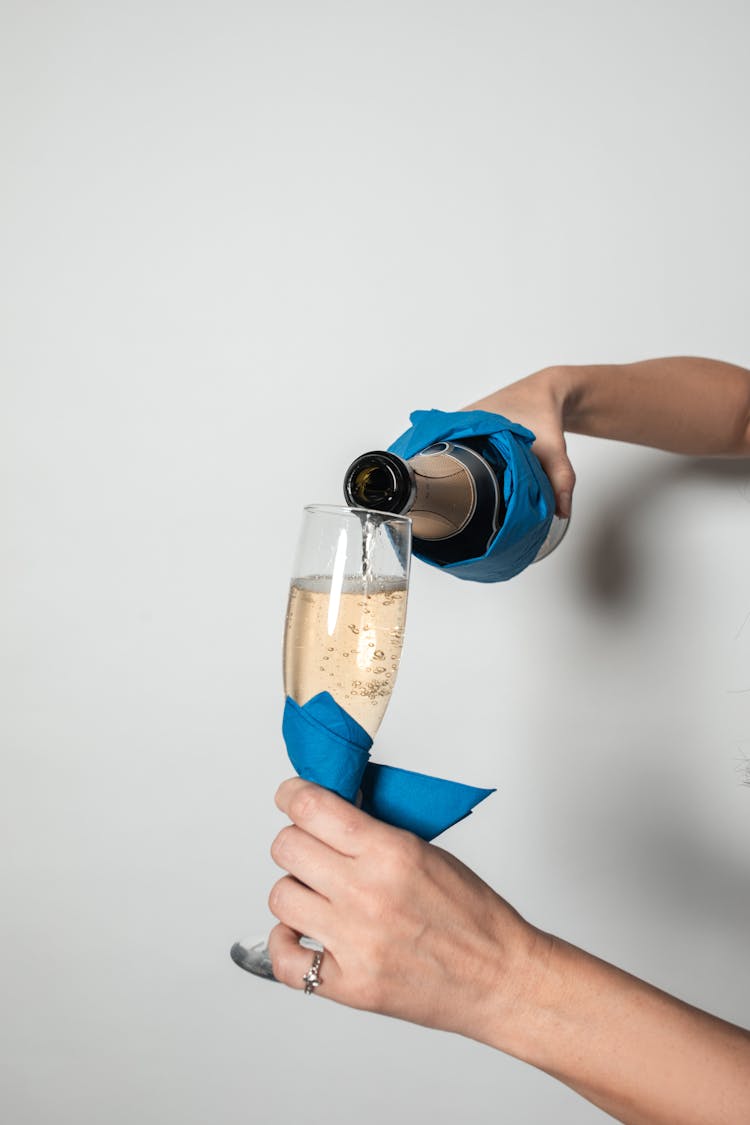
top-left (230, 934), bottom-right (323, 981)
top-left (230, 938), bottom-right (277, 980)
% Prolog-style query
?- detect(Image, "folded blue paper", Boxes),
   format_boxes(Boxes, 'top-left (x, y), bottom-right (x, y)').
top-left (389, 408), bottom-right (555, 583)
top-left (283, 692), bottom-right (494, 842)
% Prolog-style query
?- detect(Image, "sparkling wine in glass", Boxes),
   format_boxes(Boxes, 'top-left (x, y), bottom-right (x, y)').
top-left (231, 504), bottom-right (411, 979)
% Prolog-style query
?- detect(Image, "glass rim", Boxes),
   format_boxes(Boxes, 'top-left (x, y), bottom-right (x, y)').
top-left (303, 503), bottom-right (412, 528)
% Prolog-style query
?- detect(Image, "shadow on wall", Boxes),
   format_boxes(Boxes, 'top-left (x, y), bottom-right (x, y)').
top-left (581, 755), bottom-right (750, 937)
top-left (580, 457), bottom-right (750, 608)
top-left (563, 457), bottom-right (750, 935)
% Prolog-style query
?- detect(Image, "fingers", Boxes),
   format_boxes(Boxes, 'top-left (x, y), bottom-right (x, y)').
top-left (268, 873), bottom-right (332, 946)
top-left (271, 823), bottom-right (350, 898)
top-left (267, 923), bottom-right (342, 996)
top-left (275, 777), bottom-right (397, 857)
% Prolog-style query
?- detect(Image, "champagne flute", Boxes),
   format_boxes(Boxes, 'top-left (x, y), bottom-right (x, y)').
top-left (231, 504), bottom-right (411, 979)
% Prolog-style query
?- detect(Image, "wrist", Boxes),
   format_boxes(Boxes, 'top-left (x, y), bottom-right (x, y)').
top-left (481, 927), bottom-right (604, 1070)
top-left (474, 923), bottom-right (563, 1059)
top-left (495, 931), bottom-right (586, 1065)
top-left (485, 928), bottom-right (750, 1125)
top-left (540, 364), bottom-right (607, 433)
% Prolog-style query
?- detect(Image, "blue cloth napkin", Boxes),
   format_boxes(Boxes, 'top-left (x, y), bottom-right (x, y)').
top-left (283, 692), bottom-right (494, 841)
top-left (389, 408), bottom-right (555, 582)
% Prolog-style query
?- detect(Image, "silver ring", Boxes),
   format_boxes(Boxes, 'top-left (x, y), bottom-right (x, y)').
top-left (302, 950), bottom-right (324, 995)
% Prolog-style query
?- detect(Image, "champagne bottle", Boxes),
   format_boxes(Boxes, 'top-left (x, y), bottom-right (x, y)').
top-left (344, 439), bottom-right (567, 567)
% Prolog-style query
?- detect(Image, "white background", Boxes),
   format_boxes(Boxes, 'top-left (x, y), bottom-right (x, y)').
top-left (2, 2), bottom-right (749, 1122)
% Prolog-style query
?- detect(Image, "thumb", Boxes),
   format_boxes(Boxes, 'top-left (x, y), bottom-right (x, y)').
top-left (533, 442), bottom-right (576, 519)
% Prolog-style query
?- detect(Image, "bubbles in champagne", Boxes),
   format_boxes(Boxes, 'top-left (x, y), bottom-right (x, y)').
top-left (284, 576), bottom-right (407, 738)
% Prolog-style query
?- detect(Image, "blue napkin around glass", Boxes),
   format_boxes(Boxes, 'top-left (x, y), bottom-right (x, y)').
top-left (283, 691), bottom-right (494, 841)
top-left (388, 408), bottom-right (555, 583)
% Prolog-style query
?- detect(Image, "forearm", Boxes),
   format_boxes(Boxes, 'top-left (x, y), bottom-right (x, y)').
top-left (558, 357), bottom-right (750, 456)
top-left (464, 356), bottom-right (750, 516)
top-left (492, 933), bottom-right (750, 1125)
top-left (269, 781), bottom-right (750, 1122)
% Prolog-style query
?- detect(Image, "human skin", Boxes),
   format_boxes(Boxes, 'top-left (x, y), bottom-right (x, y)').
top-left (267, 358), bottom-right (750, 1122)
top-left (268, 778), bottom-right (750, 1125)
top-left (464, 356), bottom-right (750, 517)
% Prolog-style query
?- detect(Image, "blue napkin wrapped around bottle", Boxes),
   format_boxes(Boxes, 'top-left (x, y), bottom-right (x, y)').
top-left (389, 408), bottom-right (555, 583)
top-left (283, 691), bottom-right (494, 841)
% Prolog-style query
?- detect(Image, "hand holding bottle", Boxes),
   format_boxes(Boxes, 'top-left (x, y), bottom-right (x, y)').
top-left (345, 408), bottom-right (564, 579)
top-left (466, 355), bottom-right (750, 518)
top-left (463, 366), bottom-right (576, 518)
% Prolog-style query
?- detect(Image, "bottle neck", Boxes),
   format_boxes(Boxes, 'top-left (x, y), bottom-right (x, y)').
top-left (344, 441), bottom-right (504, 564)
top-left (343, 451), bottom-right (416, 515)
